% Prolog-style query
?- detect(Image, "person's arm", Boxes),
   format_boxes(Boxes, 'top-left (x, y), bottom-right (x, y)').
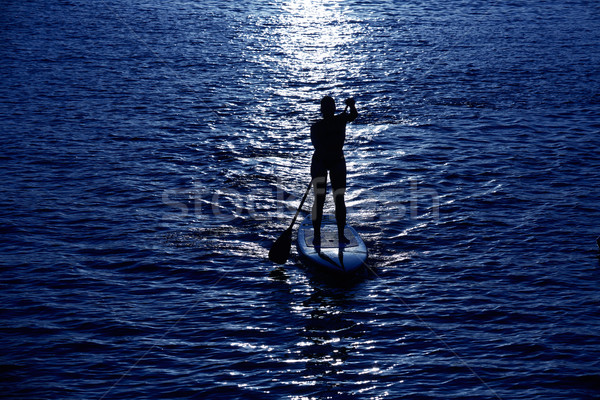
top-left (311, 123), bottom-right (321, 151)
top-left (345, 98), bottom-right (358, 122)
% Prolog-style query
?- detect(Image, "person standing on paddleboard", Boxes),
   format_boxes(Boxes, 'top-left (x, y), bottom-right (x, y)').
top-left (311, 96), bottom-right (358, 248)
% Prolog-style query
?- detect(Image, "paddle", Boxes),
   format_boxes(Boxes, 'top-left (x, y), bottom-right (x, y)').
top-left (268, 181), bottom-right (313, 264)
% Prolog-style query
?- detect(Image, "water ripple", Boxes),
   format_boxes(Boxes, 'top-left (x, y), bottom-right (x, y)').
top-left (2, 1), bottom-right (600, 399)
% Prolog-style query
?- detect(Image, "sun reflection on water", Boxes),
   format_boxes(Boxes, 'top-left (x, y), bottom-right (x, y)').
top-left (245, 0), bottom-right (367, 187)
top-left (272, 0), bottom-right (363, 98)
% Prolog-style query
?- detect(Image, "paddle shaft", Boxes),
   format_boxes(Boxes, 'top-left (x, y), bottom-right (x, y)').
top-left (287, 180), bottom-right (312, 230)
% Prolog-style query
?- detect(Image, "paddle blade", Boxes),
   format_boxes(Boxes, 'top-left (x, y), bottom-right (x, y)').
top-left (268, 228), bottom-right (292, 264)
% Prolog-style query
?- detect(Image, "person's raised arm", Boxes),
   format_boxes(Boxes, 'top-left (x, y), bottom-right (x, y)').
top-left (345, 97), bottom-right (358, 122)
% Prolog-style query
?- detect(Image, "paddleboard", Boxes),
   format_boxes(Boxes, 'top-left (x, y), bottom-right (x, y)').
top-left (297, 214), bottom-right (367, 273)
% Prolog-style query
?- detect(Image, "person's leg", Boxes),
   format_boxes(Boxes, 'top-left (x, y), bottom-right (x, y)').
top-left (330, 158), bottom-right (349, 245)
top-left (311, 157), bottom-right (327, 247)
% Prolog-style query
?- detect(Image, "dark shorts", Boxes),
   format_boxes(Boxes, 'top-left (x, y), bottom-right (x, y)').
top-left (311, 154), bottom-right (346, 192)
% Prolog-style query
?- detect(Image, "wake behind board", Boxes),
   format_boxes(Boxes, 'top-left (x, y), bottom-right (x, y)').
top-left (297, 214), bottom-right (367, 273)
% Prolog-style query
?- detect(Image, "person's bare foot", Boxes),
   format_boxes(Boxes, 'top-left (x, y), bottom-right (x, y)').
top-left (339, 234), bottom-right (350, 248)
top-left (313, 233), bottom-right (321, 249)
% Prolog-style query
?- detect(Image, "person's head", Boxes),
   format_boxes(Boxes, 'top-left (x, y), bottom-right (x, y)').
top-left (320, 96), bottom-right (336, 118)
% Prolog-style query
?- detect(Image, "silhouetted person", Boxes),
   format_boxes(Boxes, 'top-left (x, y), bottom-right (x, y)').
top-left (311, 96), bottom-right (358, 248)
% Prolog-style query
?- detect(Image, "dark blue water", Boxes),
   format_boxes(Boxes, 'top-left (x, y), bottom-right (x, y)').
top-left (2, 1), bottom-right (600, 399)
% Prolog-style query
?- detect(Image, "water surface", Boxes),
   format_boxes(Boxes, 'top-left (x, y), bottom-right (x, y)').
top-left (1, 1), bottom-right (600, 399)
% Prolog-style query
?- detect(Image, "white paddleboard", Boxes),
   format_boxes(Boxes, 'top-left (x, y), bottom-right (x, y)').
top-left (297, 214), bottom-right (367, 273)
